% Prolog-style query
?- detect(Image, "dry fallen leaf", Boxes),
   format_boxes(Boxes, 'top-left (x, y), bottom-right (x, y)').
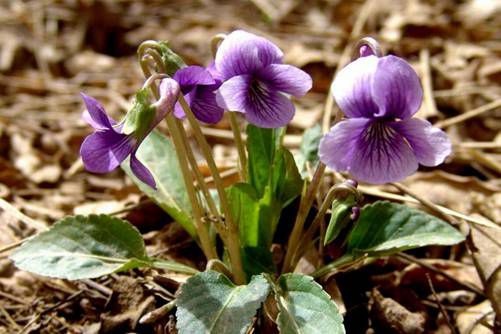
top-left (370, 288), bottom-right (426, 334)
top-left (469, 224), bottom-right (501, 318)
top-left (456, 300), bottom-right (495, 334)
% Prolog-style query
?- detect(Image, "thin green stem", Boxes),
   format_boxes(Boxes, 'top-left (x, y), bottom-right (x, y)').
top-left (178, 95), bottom-right (246, 284)
top-left (281, 162), bottom-right (326, 273)
top-left (150, 258), bottom-right (200, 275)
top-left (228, 112), bottom-right (247, 181)
top-left (311, 254), bottom-right (364, 279)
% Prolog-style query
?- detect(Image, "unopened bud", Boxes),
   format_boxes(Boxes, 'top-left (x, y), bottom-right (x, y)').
top-left (345, 179), bottom-right (358, 189)
top-left (350, 206), bottom-right (360, 221)
top-left (352, 37), bottom-right (382, 60)
top-left (153, 78), bottom-right (180, 120)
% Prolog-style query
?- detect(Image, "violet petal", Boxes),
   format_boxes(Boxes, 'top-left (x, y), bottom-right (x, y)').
top-left (189, 86), bottom-right (224, 124)
top-left (259, 64), bottom-right (312, 97)
top-left (372, 55), bottom-right (423, 120)
top-left (173, 66), bottom-right (215, 90)
top-left (130, 153), bottom-right (156, 189)
top-left (217, 74), bottom-right (295, 128)
top-left (80, 93), bottom-right (116, 130)
top-left (80, 130), bottom-right (134, 173)
top-left (319, 118), bottom-right (372, 173)
top-left (215, 74), bottom-right (252, 112)
top-left (215, 30), bottom-right (283, 79)
top-left (331, 56), bottom-right (380, 118)
top-left (349, 121), bottom-right (418, 184)
top-left (242, 88), bottom-right (295, 128)
top-left (391, 118), bottom-right (451, 166)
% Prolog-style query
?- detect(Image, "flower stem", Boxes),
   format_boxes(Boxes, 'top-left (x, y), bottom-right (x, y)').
top-left (289, 184), bottom-right (339, 268)
top-left (228, 112), bottom-right (247, 181)
top-left (281, 162), bottom-right (326, 273)
top-left (174, 119), bottom-right (226, 232)
top-left (138, 53), bottom-right (217, 261)
top-left (165, 115), bottom-right (218, 261)
top-left (178, 95), bottom-right (246, 284)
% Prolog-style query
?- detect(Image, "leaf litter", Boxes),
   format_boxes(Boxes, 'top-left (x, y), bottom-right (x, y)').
top-left (0, 0), bottom-right (500, 333)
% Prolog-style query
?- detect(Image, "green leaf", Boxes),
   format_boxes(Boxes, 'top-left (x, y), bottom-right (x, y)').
top-left (347, 201), bottom-right (465, 256)
top-left (122, 130), bottom-right (196, 237)
top-left (10, 215), bottom-right (151, 280)
top-left (176, 271), bottom-right (270, 334)
top-left (273, 273), bottom-right (345, 334)
top-left (324, 193), bottom-right (359, 246)
top-left (273, 148), bottom-right (303, 208)
top-left (246, 124), bottom-right (284, 196)
top-left (227, 184), bottom-right (276, 278)
top-left (233, 126), bottom-right (302, 278)
top-left (295, 124), bottom-right (322, 177)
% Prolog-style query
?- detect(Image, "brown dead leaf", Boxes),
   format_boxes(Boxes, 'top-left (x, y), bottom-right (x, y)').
top-left (370, 288), bottom-right (426, 334)
top-left (100, 276), bottom-right (155, 333)
top-left (397, 259), bottom-right (483, 293)
top-left (73, 200), bottom-right (130, 216)
top-left (400, 171), bottom-right (501, 214)
top-left (469, 224), bottom-right (501, 318)
top-left (456, 300), bottom-right (495, 334)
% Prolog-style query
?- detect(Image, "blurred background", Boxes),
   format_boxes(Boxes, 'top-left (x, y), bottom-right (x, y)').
top-left (0, 0), bottom-right (500, 333)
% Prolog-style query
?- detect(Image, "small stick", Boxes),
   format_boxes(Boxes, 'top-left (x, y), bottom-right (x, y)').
top-left (391, 182), bottom-right (456, 225)
top-left (0, 290), bottom-right (30, 305)
top-left (455, 142), bottom-right (501, 149)
top-left (0, 198), bottom-right (47, 231)
top-left (426, 273), bottom-right (459, 334)
top-left (397, 253), bottom-right (484, 296)
top-left (420, 49), bottom-right (439, 118)
top-left (0, 238), bottom-right (29, 255)
top-left (357, 185), bottom-right (499, 229)
top-left (434, 98), bottom-right (501, 128)
top-left (0, 305), bottom-right (21, 330)
top-left (139, 300), bottom-right (176, 325)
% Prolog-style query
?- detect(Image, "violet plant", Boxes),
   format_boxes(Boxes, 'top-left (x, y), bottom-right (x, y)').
top-left (10, 33), bottom-right (464, 334)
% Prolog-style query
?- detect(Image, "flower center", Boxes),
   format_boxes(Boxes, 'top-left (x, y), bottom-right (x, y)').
top-left (363, 120), bottom-right (395, 146)
top-left (248, 79), bottom-right (271, 109)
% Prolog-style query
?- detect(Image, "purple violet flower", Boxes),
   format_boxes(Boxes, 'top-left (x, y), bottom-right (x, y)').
top-left (214, 30), bottom-right (312, 128)
top-left (319, 53), bottom-right (451, 184)
top-left (80, 78), bottom-right (180, 189)
top-left (173, 65), bottom-right (224, 124)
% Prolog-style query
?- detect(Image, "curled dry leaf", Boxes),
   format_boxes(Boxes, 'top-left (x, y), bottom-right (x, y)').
top-left (400, 171), bottom-right (501, 214)
top-left (370, 289), bottom-right (426, 334)
top-left (456, 300), bottom-right (495, 334)
top-left (469, 224), bottom-right (501, 318)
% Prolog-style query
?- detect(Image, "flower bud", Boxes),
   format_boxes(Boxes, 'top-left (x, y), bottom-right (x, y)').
top-left (153, 78), bottom-right (180, 122)
top-left (324, 181), bottom-right (363, 246)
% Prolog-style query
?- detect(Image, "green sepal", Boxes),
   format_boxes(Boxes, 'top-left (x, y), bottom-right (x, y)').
top-left (157, 41), bottom-right (187, 76)
top-left (122, 88), bottom-right (156, 136)
top-left (324, 195), bottom-right (358, 246)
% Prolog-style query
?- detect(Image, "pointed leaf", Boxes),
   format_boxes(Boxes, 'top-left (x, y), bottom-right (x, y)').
top-left (11, 215), bottom-right (150, 280)
top-left (274, 273), bottom-right (345, 334)
top-left (176, 271), bottom-right (270, 334)
top-left (246, 124), bottom-right (284, 196)
top-left (122, 130), bottom-right (196, 237)
top-left (295, 124), bottom-right (322, 177)
top-left (347, 201), bottom-right (465, 256)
